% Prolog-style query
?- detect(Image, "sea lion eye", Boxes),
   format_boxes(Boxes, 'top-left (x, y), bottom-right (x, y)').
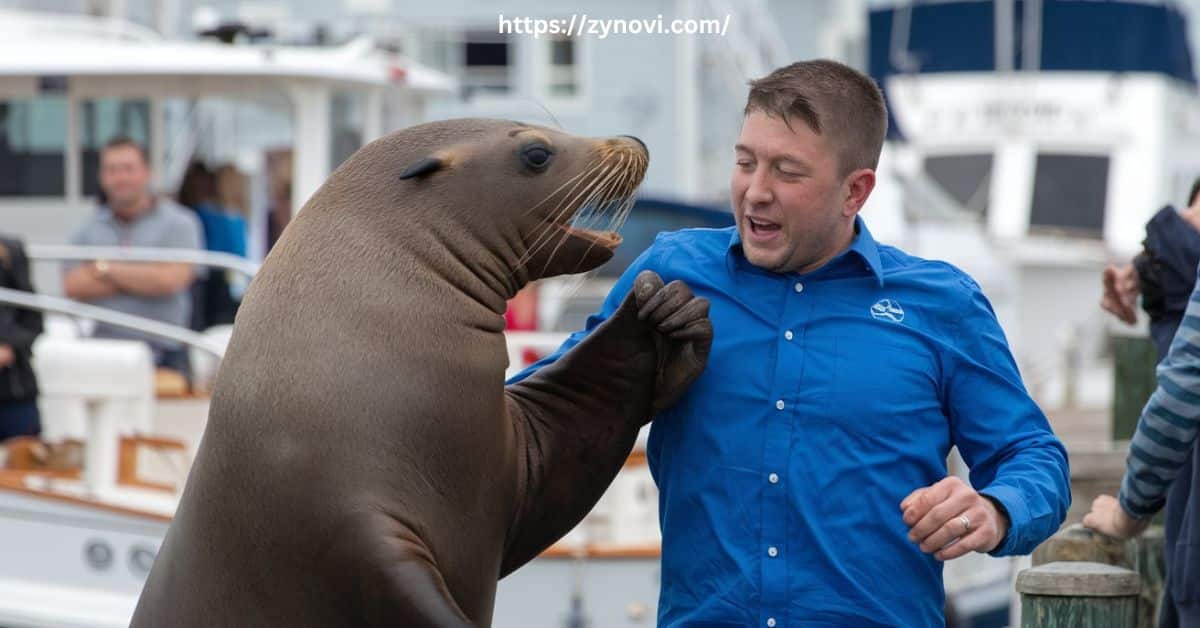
top-left (521, 144), bottom-right (554, 171)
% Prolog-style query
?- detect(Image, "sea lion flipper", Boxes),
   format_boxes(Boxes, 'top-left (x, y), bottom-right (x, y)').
top-left (501, 272), bottom-right (712, 574)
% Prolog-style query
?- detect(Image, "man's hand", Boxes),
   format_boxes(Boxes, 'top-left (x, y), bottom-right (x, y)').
top-left (901, 476), bottom-right (1009, 561)
top-left (0, 344), bottom-right (13, 370)
top-left (1082, 495), bottom-right (1150, 540)
top-left (1101, 264), bottom-right (1140, 325)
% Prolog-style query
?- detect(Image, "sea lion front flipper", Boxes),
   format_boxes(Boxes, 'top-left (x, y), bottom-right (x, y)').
top-left (632, 271), bottom-right (713, 410)
top-left (500, 271), bottom-right (712, 575)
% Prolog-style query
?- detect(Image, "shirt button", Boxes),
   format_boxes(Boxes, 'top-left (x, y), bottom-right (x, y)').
top-left (767, 618), bottom-right (777, 627)
top-left (784, 330), bottom-right (794, 341)
top-left (768, 546), bottom-right (778, 557)
top-left (768, 473), bottom-right (779, 484)
top-left (775, 400), bottom-right (785, 410)
top-left (793, 282), bottom-right (804, 293)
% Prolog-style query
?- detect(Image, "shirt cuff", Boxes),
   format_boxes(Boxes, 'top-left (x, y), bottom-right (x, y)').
top-left (1117, 488), bottom-right (1161, 521)
top-left (979, 484), bottom-right (1029, 557)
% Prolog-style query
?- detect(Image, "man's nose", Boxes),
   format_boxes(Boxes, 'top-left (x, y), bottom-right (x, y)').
top-left (743, 170), bottom-right (773, 205)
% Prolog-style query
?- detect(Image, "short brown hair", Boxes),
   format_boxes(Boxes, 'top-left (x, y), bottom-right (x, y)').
top-left (101, 136), bottom-right (150, 166)
top-left (744, 59), bottom-right (887, 176)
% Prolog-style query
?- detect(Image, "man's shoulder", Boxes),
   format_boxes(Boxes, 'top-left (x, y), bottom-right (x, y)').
top-left (155, 199), bottom-right (201, 227)
top-left (649, 226), bottom-right (735, 263)
top-left (877, 243), bottom-right (981, 296)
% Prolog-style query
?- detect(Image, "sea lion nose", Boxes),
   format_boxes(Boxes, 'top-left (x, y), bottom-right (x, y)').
top-left (621, 135), bottom-right (648, 151)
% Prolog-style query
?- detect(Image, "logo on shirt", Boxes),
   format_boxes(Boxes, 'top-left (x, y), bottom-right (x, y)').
top-left (870, 299), bottom-right (905, 323)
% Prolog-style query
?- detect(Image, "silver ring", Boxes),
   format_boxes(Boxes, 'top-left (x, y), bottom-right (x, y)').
top-left (959, 514), bottom-right (971, 533)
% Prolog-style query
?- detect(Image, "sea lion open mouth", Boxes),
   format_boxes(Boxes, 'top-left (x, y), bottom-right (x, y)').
top-left (557, 224), bottom-right (623, 250)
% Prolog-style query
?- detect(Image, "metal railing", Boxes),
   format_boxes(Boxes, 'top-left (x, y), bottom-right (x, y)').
top-left (26, 245), bottom-right (260, 280)
top-left (0, 287), bottom-right (225, 358)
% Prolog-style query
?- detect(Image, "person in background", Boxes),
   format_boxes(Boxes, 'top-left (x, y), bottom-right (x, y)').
top-left (0, 235), bottom-right (43, 442)
top-left (62, 136), bottom-right (204, 383)
top-left (1091, 179), bottom-right (1200, 628)
top-left (177, 160), bottom-right (246, 329)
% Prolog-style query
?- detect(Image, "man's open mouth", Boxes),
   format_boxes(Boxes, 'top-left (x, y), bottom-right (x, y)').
top-left (747, 216), bottom-right (782, 235)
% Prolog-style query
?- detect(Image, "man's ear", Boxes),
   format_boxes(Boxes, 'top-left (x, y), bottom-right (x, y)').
top-left (399, 156), bottom-right (445, 180)
top-left (843, 168), bottom-right (876, 217)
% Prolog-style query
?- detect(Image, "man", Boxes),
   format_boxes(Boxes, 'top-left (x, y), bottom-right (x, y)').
top-left (1085, 261), bottom-right (1200, 626)
top-left (510, 60), bottom-right (1070, 626)
top-left (1089, 180), bottom-right (1200, 628)
top-left (63, 137), bottom-right (203, 380)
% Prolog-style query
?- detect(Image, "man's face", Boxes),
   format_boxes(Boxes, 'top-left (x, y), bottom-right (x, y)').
top-left (730, 110), bottom-right (855, 275)
top-left (99, 145), bottom-right (151, 215)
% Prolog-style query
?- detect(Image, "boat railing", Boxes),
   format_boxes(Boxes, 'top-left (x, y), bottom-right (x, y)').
top-left (26, 245), bottom-right (260, 281)
top-left (0, 287), bottom-right (225, 359)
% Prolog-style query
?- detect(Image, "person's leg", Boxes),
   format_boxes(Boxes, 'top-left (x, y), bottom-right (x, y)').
top-left (0, 399), bottom-right (42, 442)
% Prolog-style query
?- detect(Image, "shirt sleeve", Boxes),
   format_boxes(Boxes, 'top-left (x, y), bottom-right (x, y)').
top-left (943, 273), bottom-right (1071, 557)
top-left (1117, 266), bottom-right (1200, 519)
top-left (505, 234), bottom-right (668, 385)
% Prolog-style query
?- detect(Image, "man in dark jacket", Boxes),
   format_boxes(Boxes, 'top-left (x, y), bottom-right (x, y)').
top-left (0, 235), bottom-right (43, 442)
top-left (1097, 179), bottom-right (1200, 627)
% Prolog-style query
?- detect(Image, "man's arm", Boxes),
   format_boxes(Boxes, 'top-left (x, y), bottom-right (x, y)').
top-left (905, 275), bottom-right (1070, 560)
top-left (103, 262), bottom-right (195, 297)
top-left (1115, 270), bottom-right (1200, 518)
top-left (64, 262), bottom-right (120, 300)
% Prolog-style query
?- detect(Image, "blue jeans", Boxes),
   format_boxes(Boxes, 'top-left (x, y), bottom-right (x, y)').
top-left (0, 399), bottom-right (41, 442)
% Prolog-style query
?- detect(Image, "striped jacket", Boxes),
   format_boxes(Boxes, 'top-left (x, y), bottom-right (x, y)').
top-left (1119, 265), bottom-right (1200, 518)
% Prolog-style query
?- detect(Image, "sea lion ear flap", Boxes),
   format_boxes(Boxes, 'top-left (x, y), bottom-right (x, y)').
top-left (399, 156), bottom-right (444, 180)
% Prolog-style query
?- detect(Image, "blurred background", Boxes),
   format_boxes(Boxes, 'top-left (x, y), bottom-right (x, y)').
top-left (0, 0), bottom-right (1196, 626)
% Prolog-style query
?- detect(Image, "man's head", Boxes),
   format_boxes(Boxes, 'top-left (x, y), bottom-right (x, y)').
top-left (99, 136), bottom-right (153, 219)
top-left (731, 59), bottom-right (887, 274)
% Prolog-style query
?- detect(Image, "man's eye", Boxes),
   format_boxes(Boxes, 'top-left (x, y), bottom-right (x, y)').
top-left (736, 161), bottom-right (753, 168)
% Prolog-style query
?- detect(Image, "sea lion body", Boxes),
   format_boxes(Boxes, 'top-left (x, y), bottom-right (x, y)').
top-left (131, 119), bottom-right (711, 626)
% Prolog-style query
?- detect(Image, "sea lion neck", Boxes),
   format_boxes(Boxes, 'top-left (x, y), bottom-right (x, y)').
top-left (355, 200), bottom-right (525, 318)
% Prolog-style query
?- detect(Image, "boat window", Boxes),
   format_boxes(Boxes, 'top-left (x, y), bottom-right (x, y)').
top-left (81, 98), bottom-right (151, 198)
top-left (462, 30), bottom-right (512, 98)
top-left (0, 97), bottom-right (67, 197)
top-left (545, 35), bottom-right (579, 98)
top-left (923, 153), bottom-right (992, 216)
top-left (1029, 153), bottom-right (1109, 238)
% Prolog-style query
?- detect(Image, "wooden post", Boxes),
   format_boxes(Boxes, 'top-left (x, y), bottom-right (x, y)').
top-left (1017, 562), bottom-right (1140, 627)
top-left (1112, 334), bottom-right (1158, 441)
top-left (1033, 524), bottom-right (1165, 628)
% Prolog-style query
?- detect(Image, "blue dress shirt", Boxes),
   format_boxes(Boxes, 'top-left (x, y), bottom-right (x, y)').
top-left (509, 218), bottom-right (1070, 627)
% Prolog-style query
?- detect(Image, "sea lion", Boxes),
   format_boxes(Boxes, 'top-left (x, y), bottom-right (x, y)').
top-left (131, 118), bottom-right (712, 627)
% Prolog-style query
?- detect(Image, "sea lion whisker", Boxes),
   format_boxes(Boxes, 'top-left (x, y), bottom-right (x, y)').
top-left (516, 162), bottom-right (610, 269)
top-left (523, 162), bottom-right (611, 253)
top-left (565, 158), bottom-right (630, 273)
top-left (533, 166), bottom-right (620, 276)
top-left (519, 164), bottom-right (617, 275)
top-left (522, 164), bottom-right (596, 216)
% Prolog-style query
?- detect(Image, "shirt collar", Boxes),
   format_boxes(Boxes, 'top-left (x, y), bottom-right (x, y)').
top-left (726, 215), bottom-right (885, 286)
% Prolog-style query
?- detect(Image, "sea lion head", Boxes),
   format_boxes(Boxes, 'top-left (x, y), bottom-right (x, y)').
top-left (333, 118), bottom-right (648, 294)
